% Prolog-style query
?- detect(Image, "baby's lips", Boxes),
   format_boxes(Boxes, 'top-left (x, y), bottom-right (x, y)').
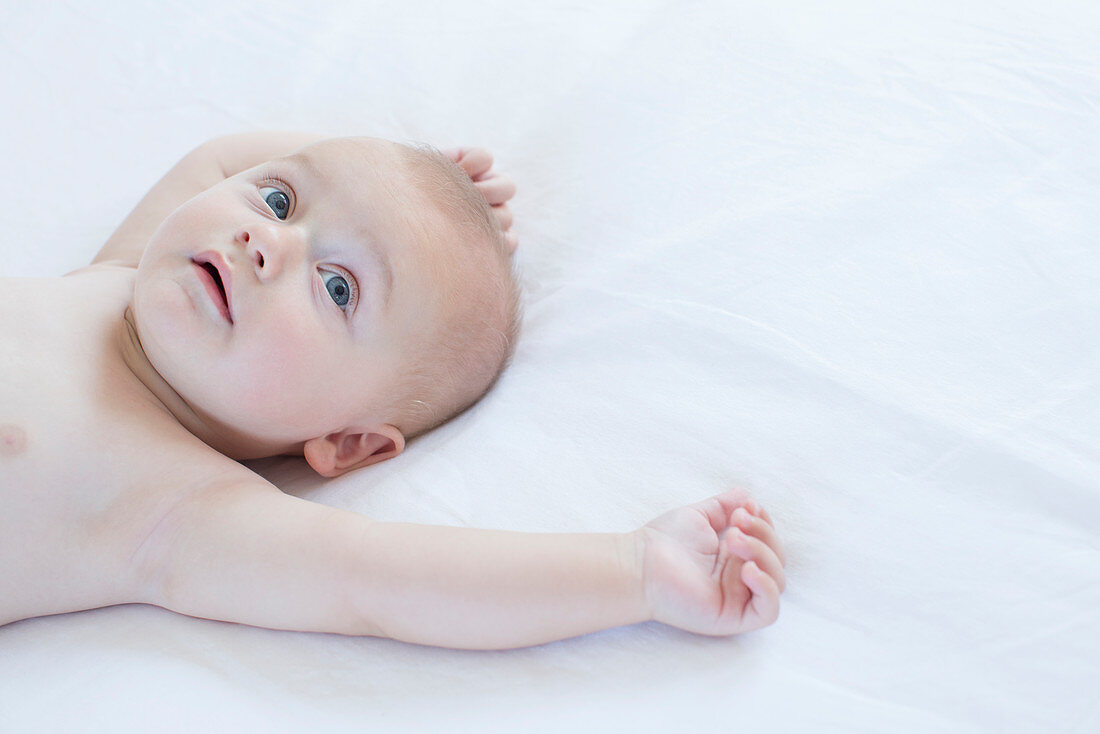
top-left (193, 250), bottom-right (235, 324)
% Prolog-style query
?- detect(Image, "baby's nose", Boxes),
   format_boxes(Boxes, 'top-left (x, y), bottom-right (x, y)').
top-left (235, 229), bottom-right (264, 268)
top-left (235, 224), bottom-right (303, 279)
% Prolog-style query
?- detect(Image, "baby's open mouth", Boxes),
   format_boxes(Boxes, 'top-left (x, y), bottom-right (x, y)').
top-left (193, 259), bottom-right (233, 324)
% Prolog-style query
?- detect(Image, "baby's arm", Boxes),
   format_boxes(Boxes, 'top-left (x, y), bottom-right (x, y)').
top-left (93, 131), bottom-right (325, 268)
top-left (138, 483), bottom-right (784, 650)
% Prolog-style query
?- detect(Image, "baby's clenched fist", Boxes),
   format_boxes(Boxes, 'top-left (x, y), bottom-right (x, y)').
top-left (634, 488), bottom-right (786, 636)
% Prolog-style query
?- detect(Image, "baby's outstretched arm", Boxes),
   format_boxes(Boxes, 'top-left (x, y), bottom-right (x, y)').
top-left (137, 483), bottom-right (784, 650)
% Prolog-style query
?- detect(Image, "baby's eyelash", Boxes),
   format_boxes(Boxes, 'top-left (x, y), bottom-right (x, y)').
top-left (320, 265), bottom-right (359, 315)
top-left (257, 177), bottom-right (295, 214)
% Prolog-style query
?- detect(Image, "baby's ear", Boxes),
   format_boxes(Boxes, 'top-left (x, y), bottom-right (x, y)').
top-left (303, 425), bottom-right (405, 478)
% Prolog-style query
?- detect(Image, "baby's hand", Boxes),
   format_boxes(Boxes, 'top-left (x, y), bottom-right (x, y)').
top-left (637, 488), bottom-right (786, 636)
top-left (444, 147), bottom-right (519, 254)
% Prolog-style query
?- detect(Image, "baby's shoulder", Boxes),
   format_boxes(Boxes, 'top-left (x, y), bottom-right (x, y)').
top-left (62, 259), bottom-right (137, 277)
top-left (0, 405), bottom-right (268, 624)
top-left (74, 413), bottom-right (268, 571)
top-left (116, 410), bottom-right (264, 493)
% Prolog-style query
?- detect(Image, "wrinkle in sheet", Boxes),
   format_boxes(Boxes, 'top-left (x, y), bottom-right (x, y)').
top-left (561, 284), bottom-right (1068, 478)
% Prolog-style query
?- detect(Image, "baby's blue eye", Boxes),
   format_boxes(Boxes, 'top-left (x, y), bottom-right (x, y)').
top-left (260, 186), bottom-right (290, 220)
top-left (322, 270), bottom-right (352, 309)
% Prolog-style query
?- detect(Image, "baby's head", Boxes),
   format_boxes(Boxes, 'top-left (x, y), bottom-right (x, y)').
top-left (132, 137), bottom-right (521, 475)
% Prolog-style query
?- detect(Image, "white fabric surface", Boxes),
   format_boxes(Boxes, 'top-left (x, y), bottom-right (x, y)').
top-left (2, 1), bottom-right (1098, 731)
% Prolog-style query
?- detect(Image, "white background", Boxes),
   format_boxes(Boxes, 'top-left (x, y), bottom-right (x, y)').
top-left (1, 1), bottom-right (1098, 731)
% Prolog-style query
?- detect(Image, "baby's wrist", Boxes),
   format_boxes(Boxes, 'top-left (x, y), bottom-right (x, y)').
top-left (622, 530), bottom-right (653, 623)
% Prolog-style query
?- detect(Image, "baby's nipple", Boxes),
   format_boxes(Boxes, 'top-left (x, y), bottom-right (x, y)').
top-left (0, 423), bottom-right (27, 456)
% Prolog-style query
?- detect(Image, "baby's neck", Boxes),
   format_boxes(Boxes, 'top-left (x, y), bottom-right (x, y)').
top-left (117, 306), bottom-right (304, 461)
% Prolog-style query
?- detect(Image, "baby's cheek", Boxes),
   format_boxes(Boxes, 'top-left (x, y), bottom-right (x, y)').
top-left (232, 322), bottom-right (331, 421)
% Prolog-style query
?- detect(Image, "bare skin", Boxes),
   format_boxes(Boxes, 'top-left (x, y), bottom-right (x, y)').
top-left (0, 134), bottom-right (785, 648)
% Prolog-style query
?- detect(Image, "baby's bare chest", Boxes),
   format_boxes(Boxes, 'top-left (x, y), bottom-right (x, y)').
top-left (0, 274), bottom-right (139, 499)
top-left (0, 272), bottom-right (223, 622)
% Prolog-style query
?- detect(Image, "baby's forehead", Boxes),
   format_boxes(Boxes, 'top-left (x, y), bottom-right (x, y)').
top-left (283, 139), bottom-right (428, 225)
top-left (281, 138), bottom-right (418, 227)
top-left (287, 137), bottom-right (404, 182)
top-left (280, 137), bottom-right (497, 276)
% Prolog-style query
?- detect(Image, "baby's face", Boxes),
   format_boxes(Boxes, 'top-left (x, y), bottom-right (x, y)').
top-left (133, 138), bottom-right (450, 449)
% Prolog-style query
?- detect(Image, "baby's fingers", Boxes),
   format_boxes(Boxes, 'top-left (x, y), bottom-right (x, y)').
top-left (727, 528), bottom-right (785, 592)
top-left (475, 173), bottom-right (517, 206)
top-left (741, 561), bottom-right (781, 629)
top-left (446, 147), bottom-right (494, 179)
top-left (732, 507), bottom-right (786, 567)
top-left (503, 230), bottom-right (519, 255)
top-left (745, 498), bottom-right (776, 530)
top-left (493, 204), bottom-right (514, 231)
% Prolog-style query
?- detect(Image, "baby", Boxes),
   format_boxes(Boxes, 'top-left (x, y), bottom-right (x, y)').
top-left (0, 132), bottom-right (786, 650)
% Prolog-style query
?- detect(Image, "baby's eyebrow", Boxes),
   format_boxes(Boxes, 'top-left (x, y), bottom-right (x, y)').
top-left (282, 152), bottom-right (324, 182)
top-left (280, 153), bottom-right (395, 319)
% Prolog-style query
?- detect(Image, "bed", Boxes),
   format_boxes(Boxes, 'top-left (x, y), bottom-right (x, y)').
top-left (1, 1), bottom-right (1097, 731)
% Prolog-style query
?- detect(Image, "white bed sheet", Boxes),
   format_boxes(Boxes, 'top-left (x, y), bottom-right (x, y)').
top-left (1, 1), bottom-right (1097, 731)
